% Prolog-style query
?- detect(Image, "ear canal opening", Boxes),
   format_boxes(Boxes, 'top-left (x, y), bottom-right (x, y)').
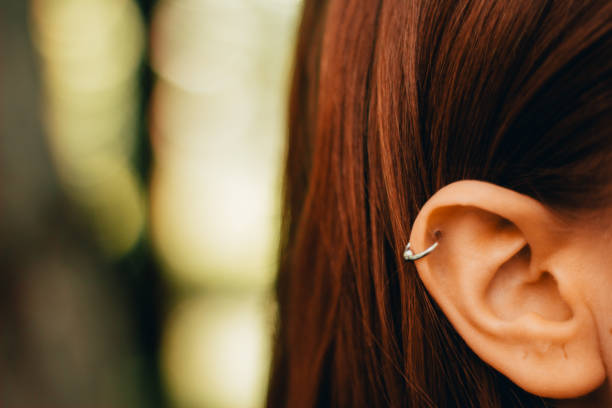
top-left (486, 244), bottom-right (573, 322)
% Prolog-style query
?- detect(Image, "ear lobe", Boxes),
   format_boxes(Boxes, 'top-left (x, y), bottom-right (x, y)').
top-left (409, 180), bottom-right (606, 399)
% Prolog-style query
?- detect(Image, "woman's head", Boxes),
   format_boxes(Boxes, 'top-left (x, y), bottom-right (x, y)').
top-left (268, 1), bottom-right (612, 407)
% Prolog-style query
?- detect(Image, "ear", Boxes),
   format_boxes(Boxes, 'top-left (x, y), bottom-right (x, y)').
top-left (409, 180), bottom-right (606, 399)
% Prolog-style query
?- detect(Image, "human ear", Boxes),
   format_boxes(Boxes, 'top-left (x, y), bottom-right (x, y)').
top-left (408, 180), bottom-right (606, 399)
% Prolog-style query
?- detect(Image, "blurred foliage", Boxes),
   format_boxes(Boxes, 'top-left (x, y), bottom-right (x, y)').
top-left (1, 0), bottom-right (300, 407)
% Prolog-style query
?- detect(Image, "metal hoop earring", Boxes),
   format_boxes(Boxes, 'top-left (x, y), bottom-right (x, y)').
top-left (403, 241), bottom-right (438, 261)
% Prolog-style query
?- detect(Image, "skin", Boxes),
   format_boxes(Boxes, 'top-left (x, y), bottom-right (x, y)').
top-left (553, 211), bottom-right (612, 408)
top-left (409, 180), bottom-right (612, 407)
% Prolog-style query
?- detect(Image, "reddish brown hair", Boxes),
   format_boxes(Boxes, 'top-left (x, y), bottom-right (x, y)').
top-left (268, 1), bottom-right (612, 407)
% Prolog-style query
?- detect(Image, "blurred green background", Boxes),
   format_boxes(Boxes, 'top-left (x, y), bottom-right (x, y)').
top-left (0, 0), bottom-right (300, 406)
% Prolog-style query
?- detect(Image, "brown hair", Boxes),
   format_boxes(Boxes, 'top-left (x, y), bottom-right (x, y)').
top-left (267, 1), bottom-right (612, 407)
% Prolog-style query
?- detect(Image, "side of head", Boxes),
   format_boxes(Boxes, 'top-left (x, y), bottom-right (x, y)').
top-left (267, 1), bottom-right (612, 407)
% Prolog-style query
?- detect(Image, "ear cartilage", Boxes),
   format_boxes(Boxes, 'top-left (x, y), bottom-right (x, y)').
top-left (403, 241), bottom-right (439, 261)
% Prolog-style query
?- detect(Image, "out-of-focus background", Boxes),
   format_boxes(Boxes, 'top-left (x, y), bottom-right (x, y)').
top-left (0, 0), bottom-right (300, 406)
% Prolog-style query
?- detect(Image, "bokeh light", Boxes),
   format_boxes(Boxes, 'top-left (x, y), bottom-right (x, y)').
top-left (19, 0), bottom-right (302, 406)
top-left (162, 295), bottom-right (273, 408)
top-left (148, 0), bottom-right (299, 290)
top-left (149, 0), bottom-right (300, 406)
top-left (30, 0), bottom-right (146, 257)
top-left (150, 80), bottom-right (279, 288)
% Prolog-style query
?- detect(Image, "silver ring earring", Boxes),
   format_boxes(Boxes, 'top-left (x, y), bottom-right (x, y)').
top-left (403, 241), bottom-right (438, 261)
